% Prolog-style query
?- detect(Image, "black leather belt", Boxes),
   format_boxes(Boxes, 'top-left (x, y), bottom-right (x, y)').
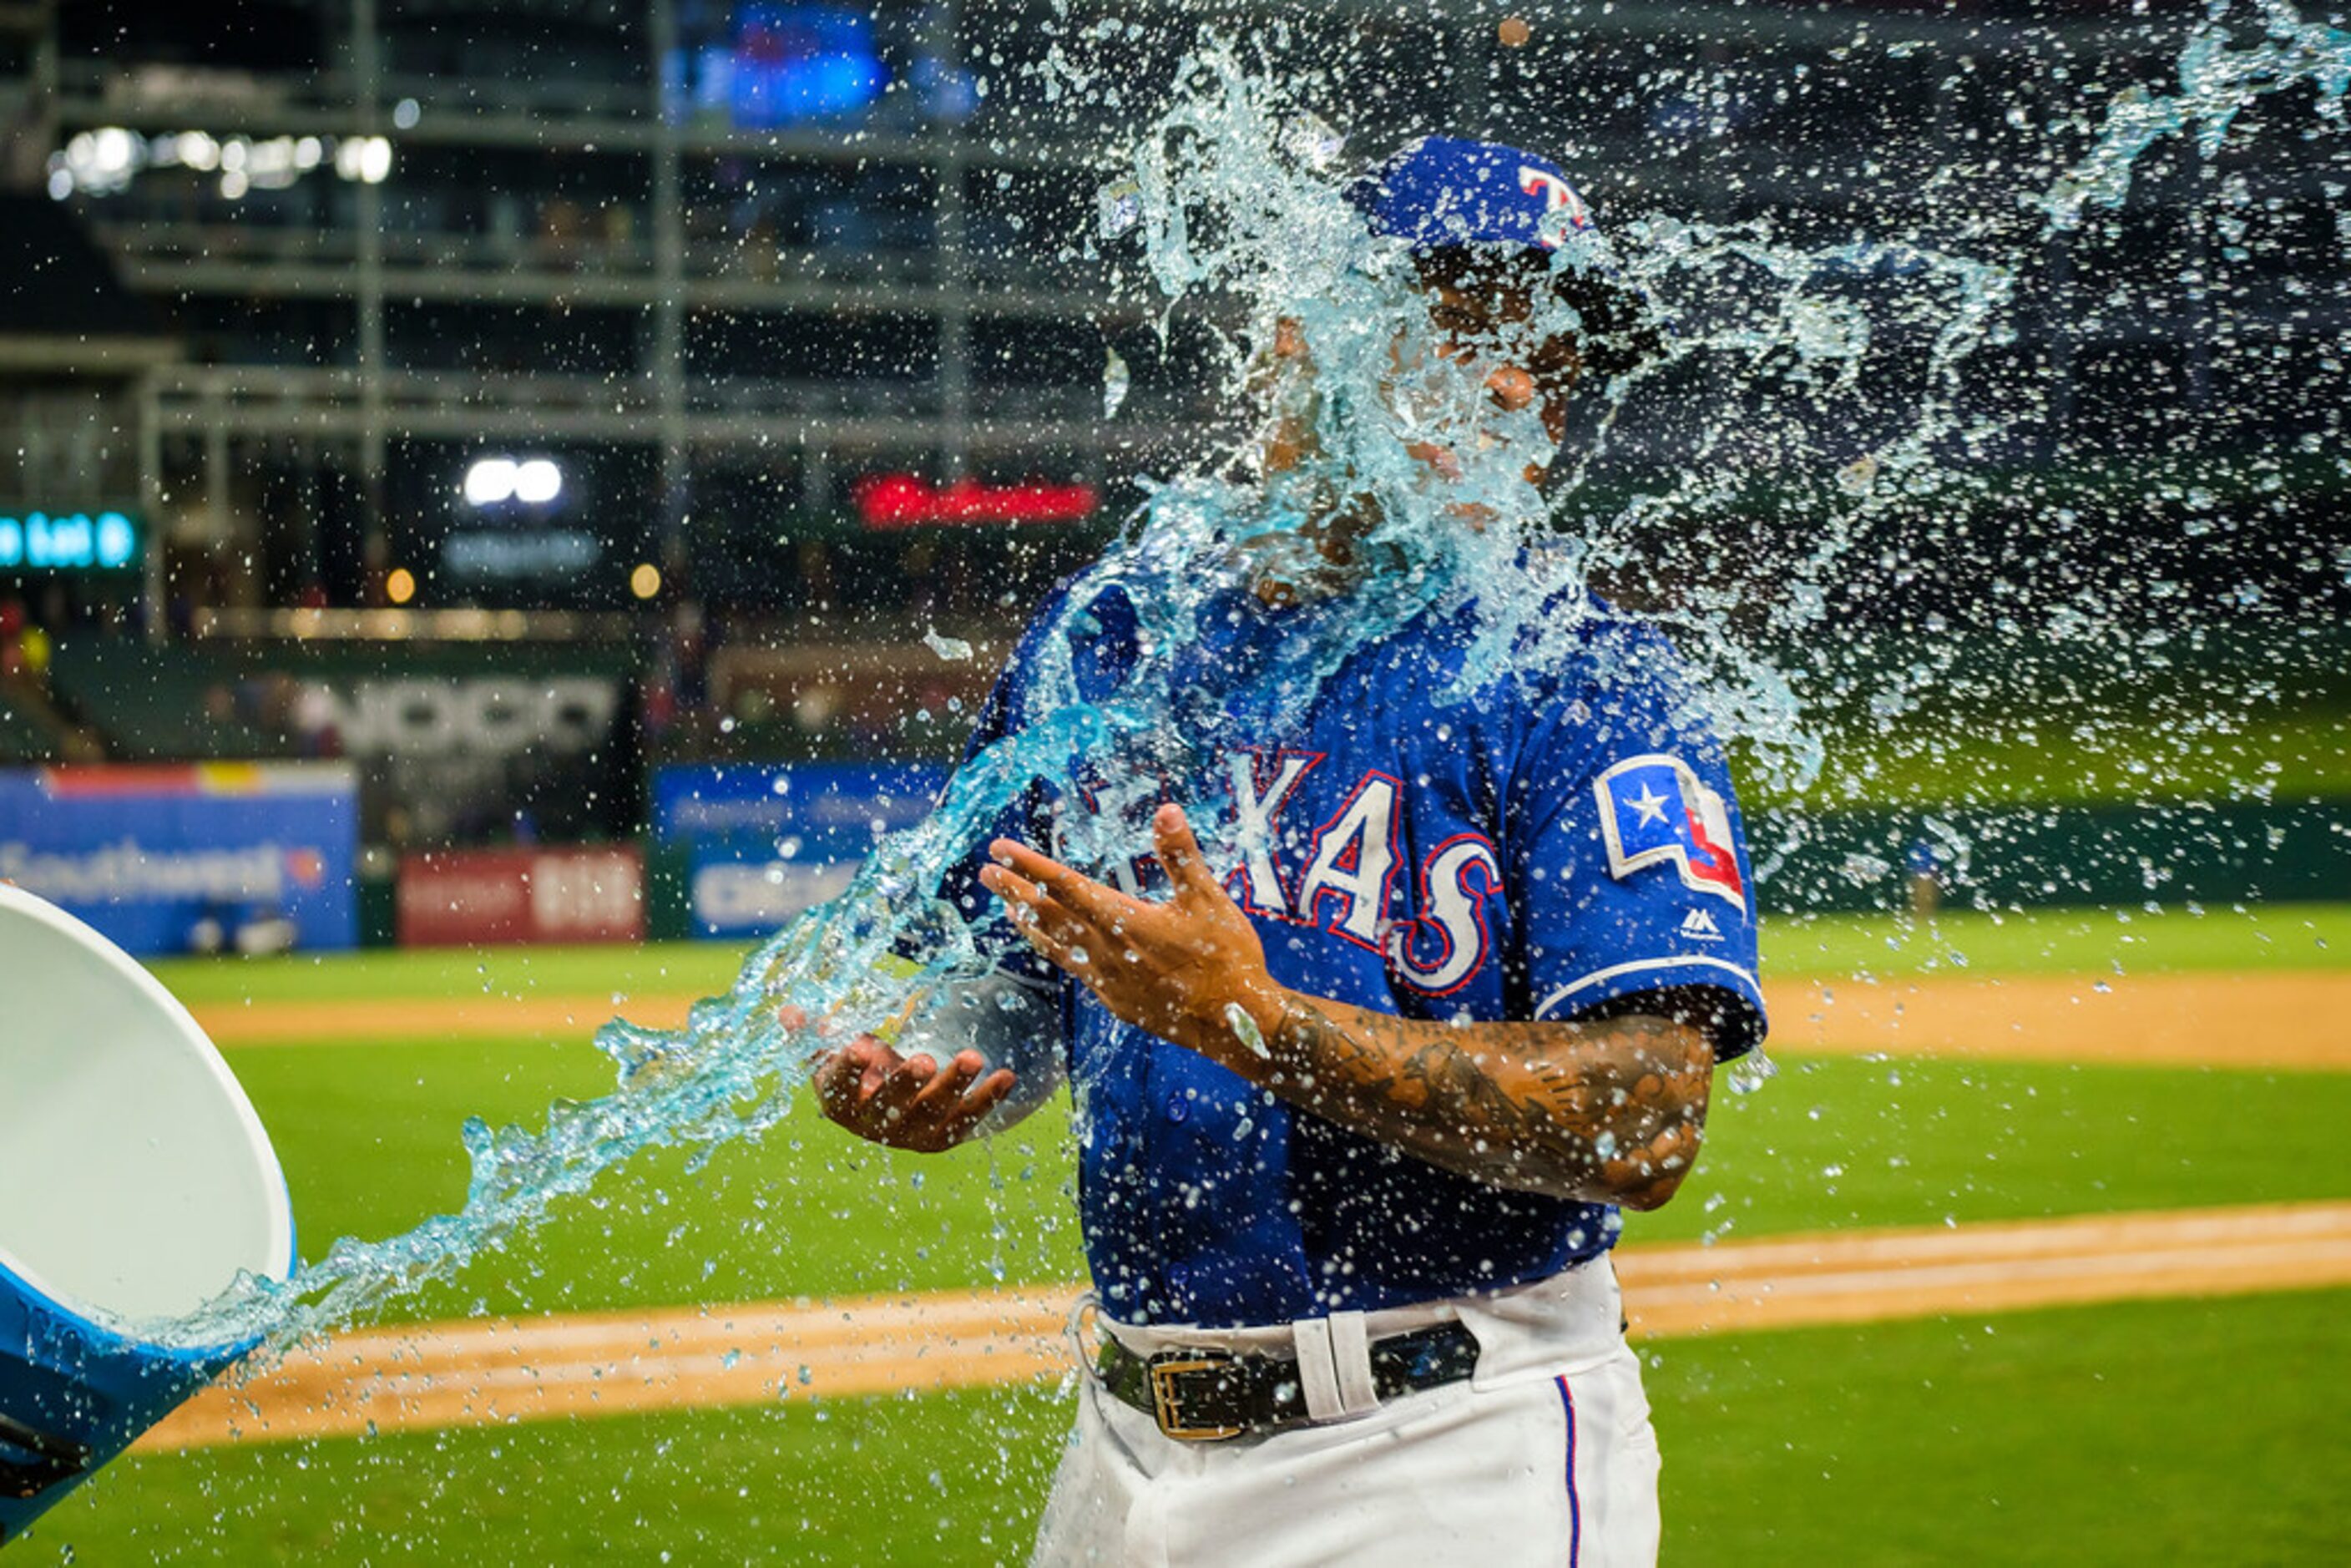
top-left (1097, 1322), bottom-right (1481, 1442)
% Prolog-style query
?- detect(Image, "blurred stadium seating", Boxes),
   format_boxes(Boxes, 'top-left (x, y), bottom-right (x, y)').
top-left (0, 0), bottom-right (2341, 948)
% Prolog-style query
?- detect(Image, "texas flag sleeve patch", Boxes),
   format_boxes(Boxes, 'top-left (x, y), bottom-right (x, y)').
top-left (1594, 753), bottom-right (1747, 911)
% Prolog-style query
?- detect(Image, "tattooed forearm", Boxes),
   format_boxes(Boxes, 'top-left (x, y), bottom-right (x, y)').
top-left (972, 808), bottom-right (1715, 1205)
top-left (1244, 994), bottom-right (1713, 1206)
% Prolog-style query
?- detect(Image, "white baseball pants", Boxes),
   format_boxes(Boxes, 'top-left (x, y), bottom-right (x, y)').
top-left (1031, 1258), bottom-right (1661, 1567)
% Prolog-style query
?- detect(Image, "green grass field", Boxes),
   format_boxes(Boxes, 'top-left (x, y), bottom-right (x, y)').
top-left (1756, 703), bottom-right (2351, 809)
top-left (24, 903), bottom-right (2351, 1563)
top-left (184, 1043), bottom-right (2351, 1326)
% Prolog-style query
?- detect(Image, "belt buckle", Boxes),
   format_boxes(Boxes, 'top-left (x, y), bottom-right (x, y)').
top-left (1146, 1353), bottom-right (1245, 1442)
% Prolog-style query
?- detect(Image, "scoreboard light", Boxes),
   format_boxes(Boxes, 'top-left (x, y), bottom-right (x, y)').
top-left (852, 473), bottom-right (1097, 529)
top-left (0, 511), bottom-right (141, 573)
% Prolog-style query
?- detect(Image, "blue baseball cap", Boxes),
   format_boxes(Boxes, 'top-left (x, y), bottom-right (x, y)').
top-left (1342, 135), bottom-right (1599, 255)
top-left (1344, 135), bottom-right (1661, 377)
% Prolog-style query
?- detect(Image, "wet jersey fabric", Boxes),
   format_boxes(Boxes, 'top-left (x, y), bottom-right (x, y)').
top-left (944, 576), bottom-right (1766, 1328)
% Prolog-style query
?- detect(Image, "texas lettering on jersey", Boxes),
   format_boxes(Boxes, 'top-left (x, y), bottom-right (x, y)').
top-left (1060, 748), bottom-right (1504, 999)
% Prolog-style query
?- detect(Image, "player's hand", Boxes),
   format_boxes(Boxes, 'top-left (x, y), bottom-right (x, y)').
top-left (788, 1008), bottom-right (1016, 1154)
top-left (979, 804), bottom-right (1285, 1068)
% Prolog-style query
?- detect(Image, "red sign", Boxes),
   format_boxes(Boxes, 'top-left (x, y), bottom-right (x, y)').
top-left (396, 846), bottom-right (645, 947)
top-left (852, 473), bottom-right (1096, 529)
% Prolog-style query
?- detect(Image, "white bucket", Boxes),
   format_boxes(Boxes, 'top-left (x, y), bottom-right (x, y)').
top-left (0, 882), bottom-right (296, 1543)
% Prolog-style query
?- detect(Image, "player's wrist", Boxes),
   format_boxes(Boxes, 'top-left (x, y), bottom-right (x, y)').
top-left (1176, 972), bottom-right (1290, 1074)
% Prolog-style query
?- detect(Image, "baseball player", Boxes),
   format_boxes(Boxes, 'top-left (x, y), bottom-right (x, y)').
top-left (812, 137), bottom-right (1765, 1565)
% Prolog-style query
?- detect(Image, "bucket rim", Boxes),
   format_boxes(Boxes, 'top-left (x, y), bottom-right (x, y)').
top-left (0, 883), bottom-right (297, 1344)
top-left (0, 1251), bottom-right (266, 1363)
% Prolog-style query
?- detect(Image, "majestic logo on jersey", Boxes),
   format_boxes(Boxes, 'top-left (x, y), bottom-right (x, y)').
top-left (1678, 907), bottom-right (1724, 942)
top-left (1595, 754), bottom-right (1747, 911)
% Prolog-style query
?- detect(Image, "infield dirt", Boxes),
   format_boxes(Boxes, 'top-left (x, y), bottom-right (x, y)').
top-left (140, 1198), bottom-right (2351, 1453)
top-left (195, 969), bottom-right (2351, 1070)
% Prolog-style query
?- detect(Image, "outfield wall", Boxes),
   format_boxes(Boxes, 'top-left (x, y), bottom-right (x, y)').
top-left (1756, 798), bottom-right (2351, 914)
top-left (0, 763), bottom-right (360, 955)
top-left (16, 759), bottom-right (2337, 954)
top-left (324, 788), bottom-right (2351, 950)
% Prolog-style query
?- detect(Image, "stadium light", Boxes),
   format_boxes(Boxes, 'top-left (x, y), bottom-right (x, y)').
top-left (463, 455), bottom-right (564, 508)
top-left (463, 458), bottom-right (518, 506)
top-left (513, 458), bottom-right (563, 504)
top-left (91, 128), bottom-right (135, 176)
top-left (335, 135), bottom-right (393, 184)
top-left (244, 138), bottom-right (301, 188)
top-left (57, 128), bottom-right (144, 197)
top-left (48, 124), bottom-right (392, 200)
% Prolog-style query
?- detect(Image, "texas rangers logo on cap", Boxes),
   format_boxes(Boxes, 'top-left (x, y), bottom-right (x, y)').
top-left (1343, 135), bottom-right (1598, 254)
top-left (1595, 754), bottom-right (1746, 909)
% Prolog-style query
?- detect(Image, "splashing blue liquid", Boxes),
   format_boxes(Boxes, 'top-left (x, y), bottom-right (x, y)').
top-left (2044, 0), bottom-right (2350, 232)
top-left (151, 2), bottom-right (2347, 1357)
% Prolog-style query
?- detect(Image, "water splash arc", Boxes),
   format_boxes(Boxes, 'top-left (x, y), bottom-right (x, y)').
top-left (150, 1), bottom-right (2347, 1355)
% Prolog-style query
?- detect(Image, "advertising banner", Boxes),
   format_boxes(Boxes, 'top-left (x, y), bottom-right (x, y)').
top-left (395, 845), bottom-right (646, 947)
top-left (0, 763), bottom-right (359, 955)
top-left (286, 667), bottom-right (635, 847)
top-left (652, 761), bottom-right (944, 940)
top-left (43, 640), bottom-right (642, 849)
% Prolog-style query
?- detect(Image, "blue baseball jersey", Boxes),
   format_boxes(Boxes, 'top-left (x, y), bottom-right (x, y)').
top-left (943, 575), bottom-right (1766, 1328)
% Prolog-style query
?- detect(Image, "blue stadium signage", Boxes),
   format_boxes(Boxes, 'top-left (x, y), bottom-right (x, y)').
top-left (0, 510), bottom-right (142, 573)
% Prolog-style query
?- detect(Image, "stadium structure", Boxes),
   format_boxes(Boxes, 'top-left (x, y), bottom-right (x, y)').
top-left (0, 0), bottom-right (2343, 953)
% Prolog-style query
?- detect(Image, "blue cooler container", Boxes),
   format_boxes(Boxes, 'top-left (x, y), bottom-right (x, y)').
top-left (0, 884), bottom-right (296, 1545)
